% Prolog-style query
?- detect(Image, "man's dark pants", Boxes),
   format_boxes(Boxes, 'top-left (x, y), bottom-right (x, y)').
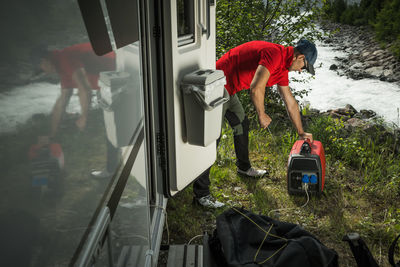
top-left (193, 93), bottom-right (251, 198)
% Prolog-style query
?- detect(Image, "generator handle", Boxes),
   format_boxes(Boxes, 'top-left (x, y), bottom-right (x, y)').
top-left (300, 140), bottom-right (312, 155)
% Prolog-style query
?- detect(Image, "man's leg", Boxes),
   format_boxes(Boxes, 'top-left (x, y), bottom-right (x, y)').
top-left (224, 94), bottom-right (251, 171)
top-left (225, 94), bottom-right (267, 177)
top-left (193, 164), bottom-right (224, 208)
top-left (91, 138), bottom-right (121, 179)
top-left (106, 139), bottom-right (120, 173)
top-left (193, 167), bottom-right (211, 198)
top-left (192, 121), bottom-right (225, 207)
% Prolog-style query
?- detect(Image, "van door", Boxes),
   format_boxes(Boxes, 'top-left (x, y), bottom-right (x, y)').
top-left (162, 0), bottom-right (219, 196)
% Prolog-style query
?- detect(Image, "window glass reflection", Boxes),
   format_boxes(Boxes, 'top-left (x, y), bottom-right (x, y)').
top-left (177, 0), bottom-right (195, 37)
top-left (0, 0), bottom-right (146, 266)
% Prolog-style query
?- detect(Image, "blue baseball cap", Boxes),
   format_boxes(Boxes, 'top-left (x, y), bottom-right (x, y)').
top-left (295, 39), bottom-right (317, 75)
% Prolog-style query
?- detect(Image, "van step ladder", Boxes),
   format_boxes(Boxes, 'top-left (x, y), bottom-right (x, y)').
top-left (167, 245), bottom-right (203, 267)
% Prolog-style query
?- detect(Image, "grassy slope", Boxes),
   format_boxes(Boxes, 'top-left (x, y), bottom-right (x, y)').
top-left (165, 115), bottom-right (400, 267)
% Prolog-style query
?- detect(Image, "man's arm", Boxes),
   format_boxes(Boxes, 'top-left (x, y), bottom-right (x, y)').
top-left (72, 68), bottom-right (92, 130)
top-left (51, 88), bottom-right (73, 136)
top-left (250, 65), bottom-right (272, 129)
top-left (277, 85), bottom-right (313, 141)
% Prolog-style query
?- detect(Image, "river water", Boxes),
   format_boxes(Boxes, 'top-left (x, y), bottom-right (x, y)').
top-left (0, 83), bottom-right (84, 133)
top-left (1, 41), bottom-right (400, 133)
top-left (290, 41), bottom-right (400, 126)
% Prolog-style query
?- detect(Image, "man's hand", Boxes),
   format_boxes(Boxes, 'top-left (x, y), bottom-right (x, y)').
top-left (258, 113), bottom-right (272, 129)
top-left (75, 116), bottom-right (87, 131)
top-left (299, 132), bottom-right (313, 142)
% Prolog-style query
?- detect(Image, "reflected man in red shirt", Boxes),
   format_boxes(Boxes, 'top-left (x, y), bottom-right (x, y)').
top-left (36, 43), bottom-right (115, 135)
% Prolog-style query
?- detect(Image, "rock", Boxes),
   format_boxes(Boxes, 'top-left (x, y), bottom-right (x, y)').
top-left (348, 70), bottom-right (371, 80)
top-left (350, 62), bottom-right (364, 70)
top-left (393, 73), bottom-right (400, 81)
top-left (362, 51), bottom-right (371, 58)
top-left (309, 108), bottom-right (320, 115)
top-left (362, 123), bottom-right (386, 137)
top-left (364, 66), bottom-right (384, 77)
top-left (329, 64), bottom-right (338, 70)
top-left (364, 60), bottom-right (380, 67)
top-left (354, 109), bottom-right (376, 119)
top-left (373, 50), bottom-right (385, 56)
top-left (345, 117), bottom-right (365, 130)
top-left (329, 110), bottom-right (351, 121)
top-left (332, 105), bottom-right (357, 117)
top-left (383, 69), bottom-right (394, 77)
top-left (344, 104), bottom-right (358, 116)
top-left (365, 55), bottom-right (378, 62)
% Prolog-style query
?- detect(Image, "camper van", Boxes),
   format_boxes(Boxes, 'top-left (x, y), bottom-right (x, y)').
top-left (0, 0), bottom-right (222, 266)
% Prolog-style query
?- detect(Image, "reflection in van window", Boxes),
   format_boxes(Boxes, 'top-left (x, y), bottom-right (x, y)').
top-left (177, 0), bottom-right (194, 37)
top-left (0, 0), bottom-right (146, 265)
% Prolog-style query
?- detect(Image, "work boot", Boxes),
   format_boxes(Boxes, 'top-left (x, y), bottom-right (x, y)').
top-left (91, 169), bottom-right (112, 179)
top-left (193, 195), bottom-right (225, 208)
top-left (237, 167), bottom-right (268, 178)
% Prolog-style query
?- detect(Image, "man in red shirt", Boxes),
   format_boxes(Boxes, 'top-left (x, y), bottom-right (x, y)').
top-left (193, 39), bottom-right (317, 208)
top-left (36, 43), bottom-right (115, 135)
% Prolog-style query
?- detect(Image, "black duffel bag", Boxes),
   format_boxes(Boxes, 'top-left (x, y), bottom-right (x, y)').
top-left (208, 207), bottom-right (338, 267)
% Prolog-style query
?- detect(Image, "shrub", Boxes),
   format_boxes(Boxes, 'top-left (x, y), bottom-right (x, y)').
top-left (374, 0), bottom-right (400, 42)
top-left (304, 115), bottom-right (400, 185)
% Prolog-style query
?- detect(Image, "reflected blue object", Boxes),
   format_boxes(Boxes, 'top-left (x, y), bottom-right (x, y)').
top-left (32, 177), bottom-right (48, 186)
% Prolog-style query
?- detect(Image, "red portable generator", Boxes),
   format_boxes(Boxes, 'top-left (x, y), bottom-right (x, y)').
top-left (28, 137), bottom-right (64, 195)
top-left (287, 140), bottom-right (325, 195)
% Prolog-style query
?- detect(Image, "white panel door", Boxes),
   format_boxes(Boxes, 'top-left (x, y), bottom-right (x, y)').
top-left (163, 0), bottom-right (218, 195)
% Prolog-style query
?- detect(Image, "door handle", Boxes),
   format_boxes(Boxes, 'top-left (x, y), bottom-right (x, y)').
top-left (198, 0), bottom-right (207, 35)
top-left (206, 0), bottom-right (215, 39)
top-left (199, 0), bottom-right (214, 39)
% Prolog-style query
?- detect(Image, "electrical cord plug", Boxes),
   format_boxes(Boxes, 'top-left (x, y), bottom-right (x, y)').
top-left (302, 182), bottom-right (309, 191)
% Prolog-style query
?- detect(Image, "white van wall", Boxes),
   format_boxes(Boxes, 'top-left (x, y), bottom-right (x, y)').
top-left (162, 0), bottom-right (219, 195)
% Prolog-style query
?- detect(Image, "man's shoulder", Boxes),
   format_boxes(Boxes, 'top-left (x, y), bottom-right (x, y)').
top-left (259, 42), bottom-right (285, 52)
top-left (61, 43), bottom-right (93, 55)
top-left (234, 41), bottom-right (282, 55)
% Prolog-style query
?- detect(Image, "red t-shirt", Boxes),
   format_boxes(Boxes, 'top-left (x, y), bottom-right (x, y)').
top-left (216, 41), bottom-right (294, 95)
top-left (51, 43), bottom-right (116, 90)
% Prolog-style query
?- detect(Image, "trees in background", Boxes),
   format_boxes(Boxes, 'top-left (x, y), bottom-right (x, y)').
top-left (216, 0), bottom-right (325, 59)
top-left (374, 0), bottom-right (400, 58)
top-left (324, 0), bottom-right (400, 59)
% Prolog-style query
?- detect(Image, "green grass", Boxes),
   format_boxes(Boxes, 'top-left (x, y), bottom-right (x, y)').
top-left (165, 114), bottom-right (400, 267)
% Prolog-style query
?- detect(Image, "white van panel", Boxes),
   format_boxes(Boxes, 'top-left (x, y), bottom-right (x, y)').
top-left (163, 0), bottom-right (218, 195)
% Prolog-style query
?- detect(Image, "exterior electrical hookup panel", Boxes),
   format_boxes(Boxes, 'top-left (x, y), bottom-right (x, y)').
top-left (287, 140), bottom-right (326, 195)
top-left (181, 69), bottom-right (228, 147)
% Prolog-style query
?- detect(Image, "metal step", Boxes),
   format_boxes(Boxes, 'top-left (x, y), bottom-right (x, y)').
top-left (166, 245), bottom-right (203, 267)
top-left (116, 246), bottom-right (147, 267)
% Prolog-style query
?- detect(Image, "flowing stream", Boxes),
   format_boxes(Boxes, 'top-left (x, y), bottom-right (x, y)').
top-left (0, 83), bottom-right (85, 133)
top-left (290, 41), bottom-right (400, 126)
